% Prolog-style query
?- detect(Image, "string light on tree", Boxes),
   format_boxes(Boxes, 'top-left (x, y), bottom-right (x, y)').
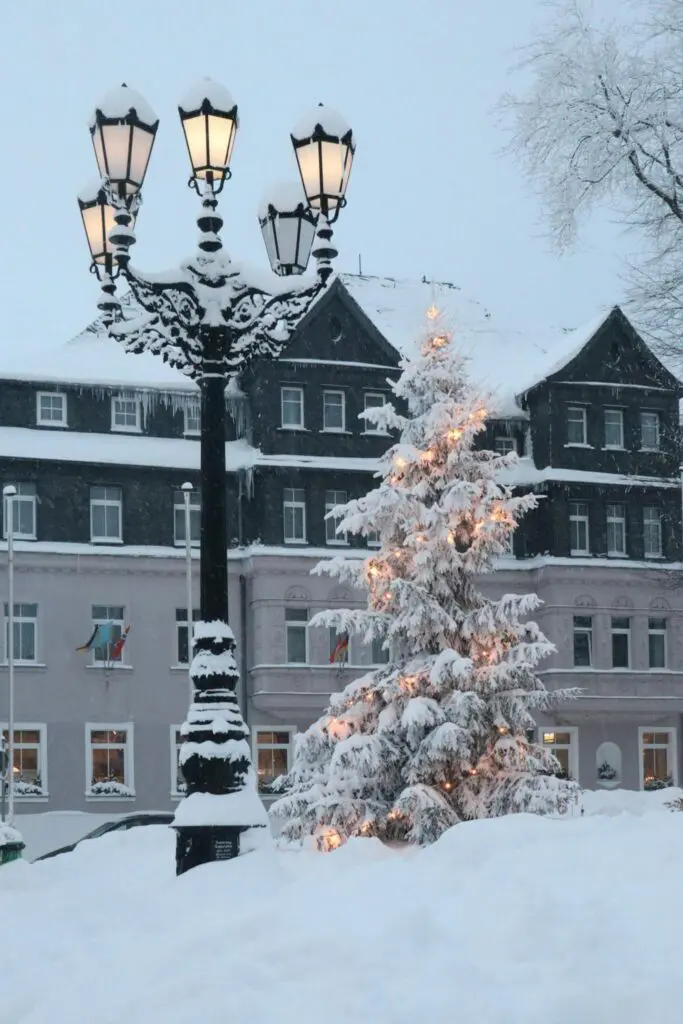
top-left (271, 304), bottom-right (579, 848)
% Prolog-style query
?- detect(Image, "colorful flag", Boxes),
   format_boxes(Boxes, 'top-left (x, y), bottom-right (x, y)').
top-left (329, 634), bottom-right (349, 664)
top-left (110, 625), bottom-right (131, 661)
top-left (76, 621), bottom-right (116, 653)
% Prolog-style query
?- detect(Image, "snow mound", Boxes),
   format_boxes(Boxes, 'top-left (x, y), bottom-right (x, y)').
top-left (2, 812), bottom-right (683, 1023)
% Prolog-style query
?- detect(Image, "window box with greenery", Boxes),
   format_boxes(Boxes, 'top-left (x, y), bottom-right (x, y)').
top-left (86, 726), bottom-right (134, 798)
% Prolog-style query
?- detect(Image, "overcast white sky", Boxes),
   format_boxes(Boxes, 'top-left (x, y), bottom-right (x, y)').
top-left (0, 0), bottom-right (628, 347)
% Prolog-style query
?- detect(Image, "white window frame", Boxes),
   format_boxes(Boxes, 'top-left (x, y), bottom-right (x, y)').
top-left (572, 615), bottom-right (592, 668)
top-left (494, 436), bottom-right (516, 454)
top-left (173, 489), bottom-right (201, 547)
top-left (371, 635), bottom-right (390, 665)
top-left (280, 386), bottom-right (304, 430)
top-left (606, 503), bottom-right (626, 557)
top-left (285, 607), bottom-right (309, 664)
top-left (89, 486), bottom-right (122, 543)
top-left (252, 727), bottom-right (295, 793)
top-left (322, 390), bottom-right (346, 433)
top-left (0, 723), bottom-right (47, 798)
top-left (3, 483), bottom-right (37, 541)
top-left (85, 723), bottom-right (135, 797)
top-left (566, 405), bottom-right (587, 446)
top-left (3, 603), bottom-right (38, 664)
top-left (640, 411), bottom-right (661, 451)
top-left (610, 616), bottom-right (631, 669)
top-left (569, 502), bottom-right (590, 555)
top-left (170, 725), bottom-right (187, 797)
top-left (110, 396), bottom-right (141, 433)
top-left (366, 529), bottom-right (381, 548)
top-left (363, 392), bottom-right (388, 435)
top-left (540, 726), bottom-right (579, 781)
top-left (174, 606), bottom-right (200, 666)
top-left (36, 391), bottom-right (67, 428)
top-left (638, 727), bottom-right (678, 789)
top-left (644, 506), bottom-right (663, 558)
top-left (325, 489), bottom-right (348, 545)
top-left (648, 617), bottom-right (667, 670)
top-left (603, 408), bottom-right (624, 450)
top-left (90, 605), bottom-right (126, 666)
top-left (283, 488), bottom-right (306, 544)
top-left (183, 400), bottom-right (201, 437)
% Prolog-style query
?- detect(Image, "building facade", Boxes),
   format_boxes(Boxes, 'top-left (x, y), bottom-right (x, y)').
top-left (1, 274), bottom-right (682, 814)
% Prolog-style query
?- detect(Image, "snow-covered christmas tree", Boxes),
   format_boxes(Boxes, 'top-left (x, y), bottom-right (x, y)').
top-left (271, 305), bottom-right (580, 848)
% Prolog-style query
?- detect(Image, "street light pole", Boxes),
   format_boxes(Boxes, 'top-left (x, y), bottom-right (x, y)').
top-left (181, 481), bottom-right (194, 705)
top-left (78, 80), bottom-right (355, 874)
top-left (3, 485), bottom-right (16, 827)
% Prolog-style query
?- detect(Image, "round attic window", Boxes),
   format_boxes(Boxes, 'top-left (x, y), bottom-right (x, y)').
top-left (329, 315), bottom-right (343, 343)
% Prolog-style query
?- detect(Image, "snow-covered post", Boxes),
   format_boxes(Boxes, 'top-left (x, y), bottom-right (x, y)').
top-left (79, 81), bottom-right (356, 873)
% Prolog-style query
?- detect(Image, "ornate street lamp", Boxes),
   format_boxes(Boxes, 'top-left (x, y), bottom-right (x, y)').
top-left (78, 81), bottom-right (355, 875)
top-left (258, 183), bottom-right (317, 276)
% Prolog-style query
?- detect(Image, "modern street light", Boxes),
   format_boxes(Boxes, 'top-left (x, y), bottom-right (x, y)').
top-left (78, 79), bottom-right (355, 874)
top-left (3, 485), bottom-right (16, 827)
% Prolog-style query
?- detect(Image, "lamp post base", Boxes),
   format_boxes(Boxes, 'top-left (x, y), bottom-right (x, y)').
top-left (174, 824), bottom-right (246, 875)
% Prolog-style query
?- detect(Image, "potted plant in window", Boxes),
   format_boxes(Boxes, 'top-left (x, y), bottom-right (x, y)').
top-left (14, 773), bottom-right (43, 797)
top-left (644, 774), bottom-right (673, 791)
top-left (88, 775), bottom-right (134, 798)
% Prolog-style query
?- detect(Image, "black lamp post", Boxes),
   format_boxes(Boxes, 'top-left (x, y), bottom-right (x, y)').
top-left (78, 79), bottom-right (355, 874)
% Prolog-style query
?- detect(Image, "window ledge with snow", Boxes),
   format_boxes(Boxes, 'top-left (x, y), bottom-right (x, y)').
top-left (564, 443), bottom-right (593, 449)
top-left (278, 426), bottom-right (309, 433)
top-left (283, 540), bottom-right (309, 546)
top-left (86, 663), bottom-right (133, 671)
top-left (321, 429), bottom-right (352, 435)
top-left (0, 662), bottom-right (46, 670)
top-left (85, 784), bottom-right (135, 800)
top-left (602, 447), bottom-right (626, 452)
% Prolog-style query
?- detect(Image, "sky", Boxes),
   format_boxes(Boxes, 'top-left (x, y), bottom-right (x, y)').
top-left (0, 0), bottom-right (629, 349)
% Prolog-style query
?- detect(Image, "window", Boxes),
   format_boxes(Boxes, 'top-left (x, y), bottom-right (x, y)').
top-left (173, 489), bottom-right (201, 547)
top-left (0, 725), bottom-right (46, 796)
top-left (606, 503), bottom-right (626, 557)
top-left (367, 529), bottom-right (381, 548)
top-left (3, 483), bottom-right (37, 540)
top-left (603, 408), bottom-right (624, 449)
top-left (90, 605), bottom-right (125, 664)
top-left (639, 729), bottom-right (677, 789)
top-left (86, 725), bottom-right (134, 796)
top-left (170, 726), bottom-right (186, 796)
top-left (329, 627), bottom-right (349, 665)
top-left (566, 406), bottom-right (587, 445)
top-left (3, 603), bottom-right (37, 664)
top-left (644, 506), bottom-right (663, 558)
top-left (495, 436), bottom-right (516, 454)
top-left (323, 390), bottom-right (346, 432)
top-left (183, 401), bottom-right (201, 436)
top-left (281, 386), bottom-right (304, 429)
top-left (111, 396), bottom-right (141, 432)
top-left (569, 502), bottom-right (589, 555)
top-left (371, 636), bottom-right (390, 664)
top-left (611, 616), bottom-right (630, 669)
top-left (283, 488), bottom-right (306, 543)
top-left (285, 607), bottom-right (308, 663)
top-left (175, 607), bottom-right (200, 665)
top-left (325, 489), bottom-right (348, 545)
top-left (572, 615), bottom-right (592, 667)
top-left (254, 729), bottom-right (292, 792)
top-left (640, 411), bottom-right (661, 451)
top-left (541, 728), bottom-right (578, 780)
top-left (90, 486), bottom-right (122, 542)
top-left (648, 618), bottom-right (667, 669)
top-left (363, 392), bottom-right (388, 435)
top-left (37, 392), bottom-right (67, 427)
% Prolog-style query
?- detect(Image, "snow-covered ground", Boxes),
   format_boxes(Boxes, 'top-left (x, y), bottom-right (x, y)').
top-left (2, 796), bottom-right (682, 1024)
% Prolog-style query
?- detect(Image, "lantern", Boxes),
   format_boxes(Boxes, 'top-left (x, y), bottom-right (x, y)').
top-left (89, 84), bottom-right (158, 196)
top-left (291, 103), bottom-right (355, 223)
top-left (258, 183), bottom-right (317, 276)
top-left (77, 181), bottom-right (117, 274)
top-left (179, 79), bottom-right (238, 190)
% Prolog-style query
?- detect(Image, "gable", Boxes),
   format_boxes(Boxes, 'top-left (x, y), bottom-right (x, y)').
top-left (544, 308), bottom-right (681, 394)
top-left (279, 278), bottom-right (401, 368)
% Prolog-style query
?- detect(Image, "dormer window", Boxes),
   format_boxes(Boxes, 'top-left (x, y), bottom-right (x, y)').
top-left (111, 396), bottom-right (141, 433)
top-left (604, 408), bottom-right (624, 449)
top-left (37, 392), bottom-right (67, 427)
top-left (566, 405), bottom-right (587, 446)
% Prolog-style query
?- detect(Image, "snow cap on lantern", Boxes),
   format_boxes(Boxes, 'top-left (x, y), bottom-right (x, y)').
top-left (178, 78), bottom-right (238, 190)
top-left (89, 84), bottom-right (159, 196)
top-left (291, 103), bottom-right (355, 223)
top-left (258, 182), bottom-right (317, 276)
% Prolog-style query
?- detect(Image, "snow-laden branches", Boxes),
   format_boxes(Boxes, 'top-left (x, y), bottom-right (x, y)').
top-left (502, 0), bottom-right (683, 354)
top-left (271, 308), bottom-right (579, 849)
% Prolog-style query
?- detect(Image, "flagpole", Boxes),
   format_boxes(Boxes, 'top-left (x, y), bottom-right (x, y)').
top-left (182, 483), bottom-right (194, 705)
top-left (4, 485), bottom-right (16, 827)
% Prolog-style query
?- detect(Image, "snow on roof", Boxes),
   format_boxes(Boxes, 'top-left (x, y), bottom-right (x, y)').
top-left (340, 275), bottom-right (620, 417)
top-left (89, 84), bottom-right (158, 128)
